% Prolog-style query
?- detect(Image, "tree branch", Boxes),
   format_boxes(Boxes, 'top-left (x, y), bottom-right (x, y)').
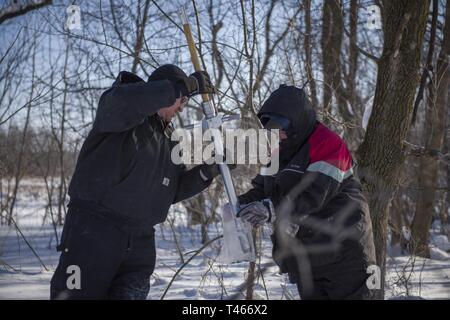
top-left (0, 0), bottom-right (52, 24)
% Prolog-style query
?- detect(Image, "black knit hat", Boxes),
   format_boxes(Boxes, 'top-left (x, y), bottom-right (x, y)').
top-left (148, 64), bottom-right (188, 83)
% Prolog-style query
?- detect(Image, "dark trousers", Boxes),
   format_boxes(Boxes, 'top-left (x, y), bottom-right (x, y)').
top-left (50, 208), bottom-right (156, 300)
top-left (294, 261), bottom-right (371, 300)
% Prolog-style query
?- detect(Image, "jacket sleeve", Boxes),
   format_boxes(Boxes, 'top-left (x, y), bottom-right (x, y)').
top-left (94, 79), bottom-right (177, 133)
top-left (237, 174), bottom-right (267, 205)
top-left (283, 171), bottom-right (341, 224)
top-left (173, 165), bottom-right (213, 203)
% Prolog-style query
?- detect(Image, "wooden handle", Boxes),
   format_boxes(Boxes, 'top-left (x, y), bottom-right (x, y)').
top-left (180, 12), bottom-right (210, 102)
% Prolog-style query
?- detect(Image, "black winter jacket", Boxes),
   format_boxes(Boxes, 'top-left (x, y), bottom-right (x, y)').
top-left (238, 86), bottom-right (376, 281)
top-left (68, 71), bottom-right (212, 230)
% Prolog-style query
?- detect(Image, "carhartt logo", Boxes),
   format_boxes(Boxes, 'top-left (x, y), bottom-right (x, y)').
top-left (162, 177), bottom-right (170, 186)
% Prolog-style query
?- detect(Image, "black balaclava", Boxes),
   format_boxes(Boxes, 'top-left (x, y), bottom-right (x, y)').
top-left (258, 85), bottom-right (317, 166)
top-left (148, 64), bottom-right (188, 84)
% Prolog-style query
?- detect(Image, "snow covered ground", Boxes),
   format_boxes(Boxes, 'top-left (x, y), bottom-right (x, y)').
top-left (0, 220), bottom-right (299, 300)
top-left (1, 179), bottom-right (449, 300)
top-left (384, 223), bottom-right (450, 299)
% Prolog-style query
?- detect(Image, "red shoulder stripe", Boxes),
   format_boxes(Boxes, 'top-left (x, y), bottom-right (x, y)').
top-left (306, 123), bottom-right (353, 182)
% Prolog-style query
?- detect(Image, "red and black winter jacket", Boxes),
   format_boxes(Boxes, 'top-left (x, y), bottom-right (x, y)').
top-left (238, 86), bottom-right (375, 277)
top-left (239, 122), bottom-right (375, 273)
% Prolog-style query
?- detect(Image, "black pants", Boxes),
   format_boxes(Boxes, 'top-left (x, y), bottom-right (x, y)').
top-left (293, 244), bottom-right (372, 300)
top-left (295, 265), bottom-right (370, 300)
top-left (50, 208), bottom-right (156, 300)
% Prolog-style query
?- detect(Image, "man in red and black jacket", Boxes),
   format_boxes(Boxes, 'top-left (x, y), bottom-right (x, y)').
top-left (237, 85), bottom-right (376, 299)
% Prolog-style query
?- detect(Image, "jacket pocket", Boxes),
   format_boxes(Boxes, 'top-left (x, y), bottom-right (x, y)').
top-left (56, 209), bottom-right (89, 252)
top-left (56, 213), bottom-right (75, 252)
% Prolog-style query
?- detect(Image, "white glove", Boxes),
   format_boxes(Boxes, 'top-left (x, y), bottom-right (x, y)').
top-left (237, 199), bottom-right (275, 227)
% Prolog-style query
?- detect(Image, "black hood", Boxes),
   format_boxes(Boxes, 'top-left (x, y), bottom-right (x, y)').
top-left (258, 85), bottom-right (317, 163)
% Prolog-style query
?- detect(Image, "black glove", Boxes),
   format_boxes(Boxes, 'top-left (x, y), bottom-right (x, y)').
top-left (177, 71), bottom-right (216, 97)
top-left (199, 161), bottom-right (236, 181)
top-left (237, 199), bottom-right (275, 227)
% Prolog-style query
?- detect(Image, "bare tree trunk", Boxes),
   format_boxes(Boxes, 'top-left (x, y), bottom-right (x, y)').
top-left (208, 3), bottom-right (225, 89)
top-left (356, 0), bottom-right (429, 299)
top-left (55, 39), bottom-right (70, 226)
top-left (131, 0), bottom-right (151, 74)
top-left (411, 0), bottom-right (450, 257)
top-left (7, 38), bottom-right (37, 225)
top-left (347, 0), bottom-right (358, 113)
top-left (186, 193), bottom-right (209, 244)
top-left (321, 0), bottom-right (346, 124)
top-left (245, 260), bottom-right (256, 300)
top-left (251, 1), bottom-right (302, 97)
top-left (411, 0), bottom-right (439, 123)
top-left (240, 0), bottom-right (257, 117)
top-left (344, 0), bottom-right (365, 150)
top-left (303, 0), bottom-right (318, 109)
top-left (444, 98), bottom-right (450, 238)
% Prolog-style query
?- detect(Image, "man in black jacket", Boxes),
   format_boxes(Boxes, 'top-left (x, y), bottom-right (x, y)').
top-left (50, 65), bottom-right (223, 299)
top-left (237, 85), bottom-right (376, 299)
